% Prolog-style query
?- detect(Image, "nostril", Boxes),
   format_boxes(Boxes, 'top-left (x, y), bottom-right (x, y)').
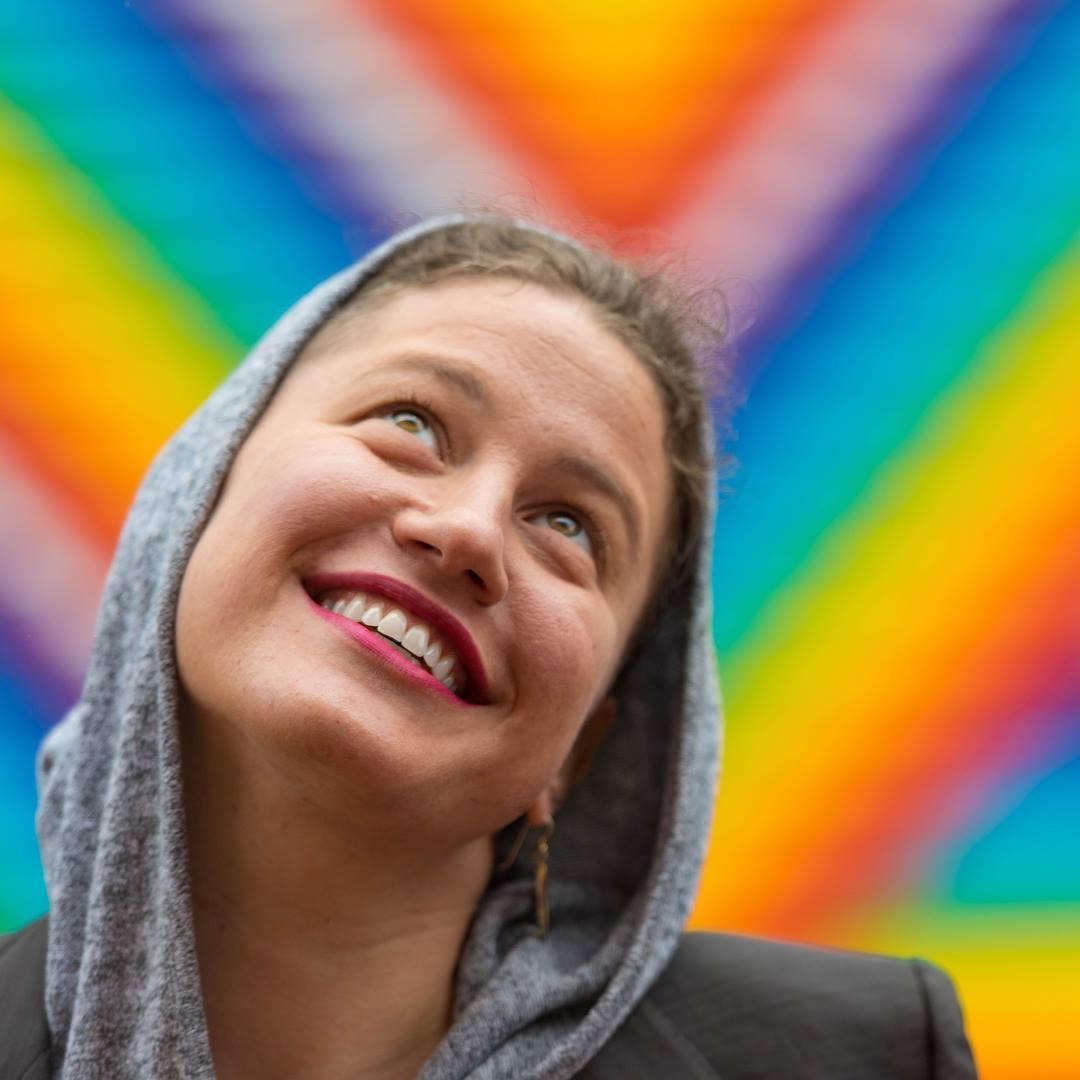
top-left (467, 569), bottom-right (484, 588)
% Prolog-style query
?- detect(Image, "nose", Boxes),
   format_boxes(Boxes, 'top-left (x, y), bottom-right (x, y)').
top-left (392, 481), bottom-right (510, 604)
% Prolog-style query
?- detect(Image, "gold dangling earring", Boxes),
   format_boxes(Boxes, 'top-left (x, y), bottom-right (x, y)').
top-left (495, 816), bottom-right (555, 938)
top-left (533, 818), bottom-right (554, 938)
top-left (496, 817), bottom-right (531, 873)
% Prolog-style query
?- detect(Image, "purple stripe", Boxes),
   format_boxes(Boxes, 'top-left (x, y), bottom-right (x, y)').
top-left (0, 604), bottom-right (81, 728)
top-left (734, 0), bottom-right (1066, 384)
top-left (135, 1), bottom-right (394, 251)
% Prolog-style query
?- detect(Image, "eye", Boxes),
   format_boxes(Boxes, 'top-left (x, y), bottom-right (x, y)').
top-left (382, 407), bottom-right (439, 452)
top-left (536, 509), bottom-right (594, 557)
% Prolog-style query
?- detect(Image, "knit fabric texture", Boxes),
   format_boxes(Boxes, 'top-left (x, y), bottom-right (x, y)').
top-left (35, 215), bottom-right (723, 1079)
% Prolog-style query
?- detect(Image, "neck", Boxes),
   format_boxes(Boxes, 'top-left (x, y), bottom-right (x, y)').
top-left (182, 716), bottom-right (493, 1080)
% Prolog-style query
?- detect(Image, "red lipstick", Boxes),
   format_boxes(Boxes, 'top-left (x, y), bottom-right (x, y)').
top-left (302, 571), bottom-right (491, 706)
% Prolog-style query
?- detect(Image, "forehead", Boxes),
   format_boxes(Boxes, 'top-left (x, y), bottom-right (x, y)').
top-left (296, 278), bottom-right (666, 446)
top-left (318, 278), bottom-right (614, 372)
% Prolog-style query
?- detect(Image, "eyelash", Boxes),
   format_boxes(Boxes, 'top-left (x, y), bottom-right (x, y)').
top-left (381, 391), bottom-right (444, 444)
top-left (374, 394), bottom-right (609, 571)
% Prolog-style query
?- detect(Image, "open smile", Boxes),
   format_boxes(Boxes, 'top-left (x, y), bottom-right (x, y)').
top-left (302, 572), bottom-right (490, 707)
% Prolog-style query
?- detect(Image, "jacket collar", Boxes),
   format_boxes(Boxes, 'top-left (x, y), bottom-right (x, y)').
top-left (0, 916), bottom-right (50, 1079)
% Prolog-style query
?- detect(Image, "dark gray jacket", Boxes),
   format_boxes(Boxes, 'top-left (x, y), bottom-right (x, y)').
top-left (0, 918), bottom-right (977, 1079)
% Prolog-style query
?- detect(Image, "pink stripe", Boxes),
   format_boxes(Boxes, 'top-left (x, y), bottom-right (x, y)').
top-left (759, 531), bottom-right (1080, 939)
top-left (163, 0), bottom-right (537, 218)
top-left (667, 0), bottom-right (1016, 292)
top-left (0, 431), bottom-right (108, 685)
top-left (159, 0), bottom-right (1014, 291)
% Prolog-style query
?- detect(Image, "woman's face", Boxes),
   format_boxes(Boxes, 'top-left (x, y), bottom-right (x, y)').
top-left (176, 277), bottom-right (672, 840)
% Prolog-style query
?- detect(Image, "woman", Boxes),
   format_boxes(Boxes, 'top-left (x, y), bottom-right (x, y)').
top-left (0, 216), bottom-right (977, 1078)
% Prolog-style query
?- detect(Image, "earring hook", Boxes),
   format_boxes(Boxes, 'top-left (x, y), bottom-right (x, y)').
top-left (496, 816), bottom-right (531, 872)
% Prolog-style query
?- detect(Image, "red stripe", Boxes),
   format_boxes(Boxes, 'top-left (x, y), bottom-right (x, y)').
top-left (754, 532), bottom-right (1080, 941)
top-left (0, 392), bottom-right (125, 555)
top-left (358, 0), bottom-right (852, 230)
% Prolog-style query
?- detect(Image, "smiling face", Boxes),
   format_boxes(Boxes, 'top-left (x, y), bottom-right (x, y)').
top-left (175, 277), bottom-right (671, 843)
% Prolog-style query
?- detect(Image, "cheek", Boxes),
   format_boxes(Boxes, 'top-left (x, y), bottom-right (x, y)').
top-left (212, 438), bottom-right (402, 567)
top-left (509, 591), bottom-right (618, 747)
top-left (535, 623), bottom-right (605, 705)
top-left (175, 447), bottom-right (360, 667)
top-left (230, 455), bottom-right (355, 549)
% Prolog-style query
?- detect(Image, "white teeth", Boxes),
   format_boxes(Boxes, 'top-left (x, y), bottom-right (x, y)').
top-left (388, 639), bottom-right (424, 664)
top-left (376, 609), bottom-right (408, 642)
top-left (342, 595), bottom-right (367, 620)
top-left (401, 624), bottom-right (430, 657)
top-left (319, 590), bottom-right (468, 697)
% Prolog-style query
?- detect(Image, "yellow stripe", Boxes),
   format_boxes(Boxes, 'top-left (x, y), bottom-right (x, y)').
top-left (0, 98), bottom-right (237, 531)
top-left (842, 904), bottom-right (1080, 1077)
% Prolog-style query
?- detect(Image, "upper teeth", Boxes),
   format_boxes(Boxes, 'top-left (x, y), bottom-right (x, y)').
top-left (319, 590), bottom-right (465, 695)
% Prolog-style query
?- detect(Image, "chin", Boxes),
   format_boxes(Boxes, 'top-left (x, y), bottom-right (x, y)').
top-left (230, 670), bottom-right (448, 806)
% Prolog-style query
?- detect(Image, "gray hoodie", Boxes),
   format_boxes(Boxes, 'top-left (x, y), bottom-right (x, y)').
top-left (35, 216), bottom-right (721, 1079)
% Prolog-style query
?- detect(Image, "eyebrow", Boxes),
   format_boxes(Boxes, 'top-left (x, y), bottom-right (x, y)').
top-left (376, 354), bottom-right (642, 556)
top-left (382, 354), bottom-right (491, 406)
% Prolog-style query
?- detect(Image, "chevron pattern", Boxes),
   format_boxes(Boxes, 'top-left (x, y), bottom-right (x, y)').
top-left (1, 3), bottom-right (1076, 1075)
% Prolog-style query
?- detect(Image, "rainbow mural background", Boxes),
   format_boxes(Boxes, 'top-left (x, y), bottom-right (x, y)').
top-left (1, 0), bottom-right (1078, 1075)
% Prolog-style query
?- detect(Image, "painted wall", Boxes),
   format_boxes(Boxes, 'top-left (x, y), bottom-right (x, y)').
top-left (1, 2), bottom-right (1077, 1075)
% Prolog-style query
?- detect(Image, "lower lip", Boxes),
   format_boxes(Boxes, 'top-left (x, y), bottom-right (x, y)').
top-left (305, 594), bottom-right (474, 708)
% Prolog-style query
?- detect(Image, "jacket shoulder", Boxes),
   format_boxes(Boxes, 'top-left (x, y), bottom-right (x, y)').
top-left (581, 931), bottom-right (977, 1079)
top-left (0, 916), bottom-right (51, 1080)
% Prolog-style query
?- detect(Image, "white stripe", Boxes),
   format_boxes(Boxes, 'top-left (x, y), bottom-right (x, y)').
top-left (163, 0), bottom-right (541, 220)
top-left (0, 431), bottom-right (109, 685)
top-left (152, 0), bottom-right (1014, 289)
top-left (666, 0), bottom-right (1017, 292)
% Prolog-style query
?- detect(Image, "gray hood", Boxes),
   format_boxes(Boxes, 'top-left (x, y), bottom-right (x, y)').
top-left (36, 215), bottom-right (723, 1079)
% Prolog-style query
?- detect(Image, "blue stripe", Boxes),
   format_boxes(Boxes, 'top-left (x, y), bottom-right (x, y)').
top-left (0, 2), bottom-right (379, 345)
top-left (142, 1), bottom-right (392, 255)
top-left (930, 688), bottom-right (1080, 903)
top-left (0, 605), bottom-right (80, 725)
top-left (713, 0), bottom-right (1080, 652)
top-left (0, 639), bottom-right (53, 930)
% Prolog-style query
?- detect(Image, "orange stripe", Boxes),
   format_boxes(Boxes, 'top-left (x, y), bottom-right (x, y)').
top-left (729, 528), bottom-right (1080, 938)
top-left (361, 0), bottom-right (850, 228)
top-left (0, 100), bottom-right (234, 546)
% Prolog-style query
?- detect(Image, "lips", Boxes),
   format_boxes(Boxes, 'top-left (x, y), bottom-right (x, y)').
top-left (302, 571), bottom-right (491, 706)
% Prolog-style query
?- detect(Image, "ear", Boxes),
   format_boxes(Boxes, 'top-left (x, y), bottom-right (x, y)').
top-left (525, 695), bottom-right (618, 827)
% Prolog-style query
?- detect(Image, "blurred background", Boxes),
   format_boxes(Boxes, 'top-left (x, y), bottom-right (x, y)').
top-left (1, 1), bottom-right (1077, 1076)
